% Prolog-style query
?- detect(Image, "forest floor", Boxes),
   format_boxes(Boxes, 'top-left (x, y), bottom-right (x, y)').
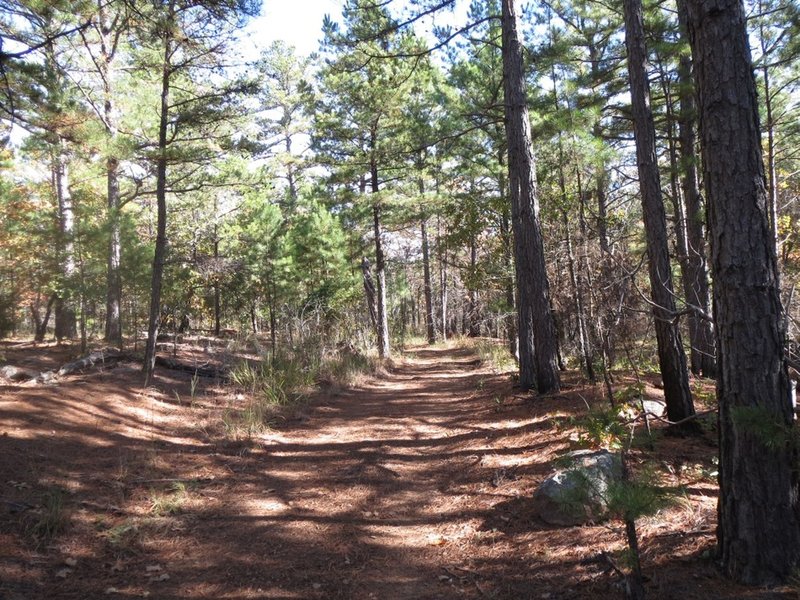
top-left (0, 339), bottom-right (796, 599)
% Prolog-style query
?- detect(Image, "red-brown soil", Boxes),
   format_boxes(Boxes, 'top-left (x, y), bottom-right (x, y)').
top-left (0, 341), bottom-right (795, 599)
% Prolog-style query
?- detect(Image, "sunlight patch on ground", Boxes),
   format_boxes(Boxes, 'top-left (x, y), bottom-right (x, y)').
top-left (239, 496), bottom-right (291, 515)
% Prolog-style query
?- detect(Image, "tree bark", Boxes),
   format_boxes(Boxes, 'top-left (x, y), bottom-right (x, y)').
top-left (143, 0), bottom-right (174, 385)
top-left (684, 0), bottom-right (800, 584)
top-left (501, 0), bottom-right (559, 393)
top-left (623, 0), bottom-right (694, 422)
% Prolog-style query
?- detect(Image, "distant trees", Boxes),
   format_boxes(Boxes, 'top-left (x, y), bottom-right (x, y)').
top-left (136, 0), bottom-right (260, 383)
top-left (314, 0), bottom-right (426, 359)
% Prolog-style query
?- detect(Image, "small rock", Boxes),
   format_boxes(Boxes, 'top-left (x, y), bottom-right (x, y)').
top-left (104, 588), bottom-right (119, 595)
top-left (64, 557), bottom-right (77, 567)
top-left (312, 583), bottom-right (322, 590)
top-left (55, 568), bottom-right (72, 579)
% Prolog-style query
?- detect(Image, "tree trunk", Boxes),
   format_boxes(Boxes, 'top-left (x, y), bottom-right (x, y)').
top-left (675, 10), bottom-right (716, 377)
top-left (438, 214), bottom-right (448, 342)
top-left (269, 281), bottom-right (278, 366)
top-left (421, 215), bottom-right (435, 344)
top-left (498, 155), bottom-right (518, 359)
top-left (361, 256), bottom-right (377, 329)
top-left (757, 0), bottom-right (779, 248)
top-left (370, 148), bottom-right (390, 358)
top-left (501, 0), bottom-right (559, 393)
top-left (468, 236), bottom-right (480, 337)
top-left (562, 207), bottom-right (594, 382)
top-left (419, 174), bottom-right (436, 345)
top-left (98, 2), bottom-right (123, 348)
top-left (32, 295), bottom-right (55, 343)
top-left (660, 65), bottom-right (703, 377)
top-left (623, 0), bottom-right (694, 422)
top-left (588, 40), bottom-right (611, 256)
top-left (551, 70), bottom-right (594, 382)
top-left (105, 155), bottom-right (123, 347)
top-left (143, 1), bottom-right (174, 385)
top-left (213, 232), bottom-right (221, 337)
top-left (53, 140), bottom-right (77, 342)
top-left (684, 0), bottom-right (800, 584)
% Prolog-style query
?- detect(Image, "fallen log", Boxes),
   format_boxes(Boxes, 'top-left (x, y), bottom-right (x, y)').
top-left (154, 356), bottom-right (228, 380)
top-left (58, 349), bottom-right (126, 377)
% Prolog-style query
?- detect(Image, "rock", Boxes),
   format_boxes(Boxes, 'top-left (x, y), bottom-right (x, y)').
top-left (0, 365), bottom-right (37, 382)
top-left (532, 449), bottom-right (622, 526)
top-left (641, 400), bottom-right (666, 417)
top-left (36, 371), bottom-right (57, 384)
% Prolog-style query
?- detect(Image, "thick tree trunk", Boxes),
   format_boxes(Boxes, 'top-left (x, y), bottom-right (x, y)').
top-left (143, 3), bottom-right (174, 384)
top-left (675, 15), bottom-right (716, 377)
top-left (623, 0), bottom-right (694, 422)
top-left (685, 0), bottom-right (800, 584)
top-left (501, 0), bottom-right (559, 393)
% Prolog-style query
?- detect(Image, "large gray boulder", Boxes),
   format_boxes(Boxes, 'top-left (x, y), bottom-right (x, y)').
top-left (532, 449), bottom-right (622, 526)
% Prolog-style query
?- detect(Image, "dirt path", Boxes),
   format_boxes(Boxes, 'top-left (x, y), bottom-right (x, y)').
top-left (180, 346), bottom-right (564, 599)
top-left (1, 343), bottom-right (752, 599)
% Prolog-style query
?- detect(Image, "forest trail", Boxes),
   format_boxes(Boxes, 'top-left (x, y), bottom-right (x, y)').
top-left (1, 343), bottom-right (731, 599)
top-left (193, 345), bottom-right (563, 599)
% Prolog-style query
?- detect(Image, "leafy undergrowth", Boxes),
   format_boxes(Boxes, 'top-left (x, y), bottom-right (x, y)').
top-left (0, 338), bottom-right (794, 599)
